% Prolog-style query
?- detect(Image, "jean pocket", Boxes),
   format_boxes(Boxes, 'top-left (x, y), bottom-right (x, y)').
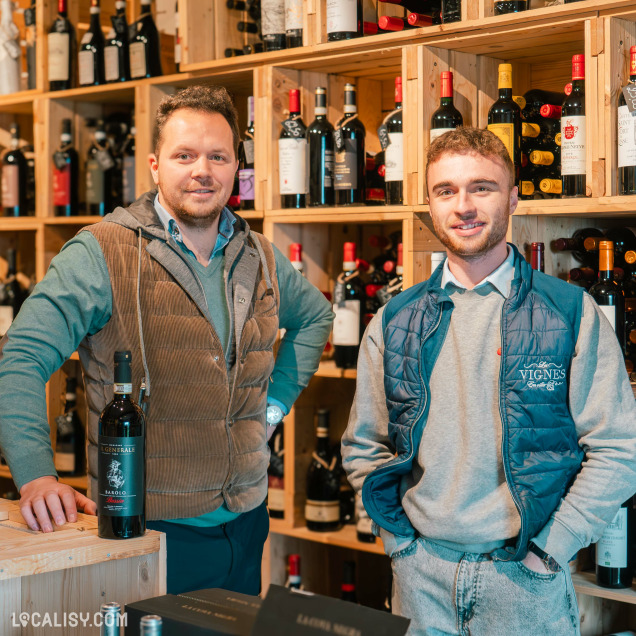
top-left (513, 560), bottom-right (562, 583)
top-left (392, 537), bottom-right (420, 561)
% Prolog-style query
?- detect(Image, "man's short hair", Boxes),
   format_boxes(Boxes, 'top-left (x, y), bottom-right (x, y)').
top-left (152, 85), bottom-right (240, 158)
top-left (426, 127), bottom-right (515, 191)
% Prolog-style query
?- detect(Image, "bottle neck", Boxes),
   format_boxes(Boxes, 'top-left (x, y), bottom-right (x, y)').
top-left (498, 87), bottom-right (512, 99)
top-left (571, 78), bottom-right (584, 94)
top-left (394, 101), bottom-right (402, 110)
top-left (315, 429), bottom-right (330, 453)
top-left (598, 269), bottom-right (613, 282)
top-left (440, 96), bottom-right (454, 106)
top-left (90, 8), bottom-right (101, 28)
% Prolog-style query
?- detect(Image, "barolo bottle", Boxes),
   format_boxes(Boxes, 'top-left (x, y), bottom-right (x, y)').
top-left (98, 350), bottom-right (146, 540)
top-left (307, 87), bottom-right (335, 207)
top-left (105, 0), bottom-right (131, 83)
top-left (239, 97), bottom-right (256, 211)
top-left (122, 119), bottom-right (136, 206)
top-left (385, 77), bottom-right (404, 205)
top-left (341, 562), bottom-right (358, 603)
top-left (130, 0), bottom-right (162, 79)
top-left (261, 0), bottom-right (286, 51)
top-left (279, 89), bottom-right (307, 209)
top-left (53, 119), bottom-right (79, 216)
top-left (54, 377), bottom-right (86, 477)
top-left (0, 0), bottom-right (20, 95)
top-left (327, 0), bottom-right (362, 41)
top-left (530, 242), bottom-right (544, 272)
top-left (596, 498), bottom-right (634, 589)
top-left (48, 0), bottom-right (76, 91)
top-left (285, 0), bottom-right (303, 48)
top-left (79, 0), bottom-right (106, 86)
top-left (430, 71), bottom-right (463, 142)
top-left (618, 46), bottom-right (636, 195)
top-left (561, 54), bottom-right (586, 197)
top-left (305, 409), bottom-right (340, 532)
top-left (86, 120), bottom-right (116, 215)
top-left (494, 0), bottom-right (526, 14)
top-left (335, 84), bottom-right (366, 206)
top-left (333, 242), bottom-right (365, 368)
top-left (2, 124), bottom-right (28, 217)
top-left (267, 422), bottom-right (285, 519)
top-left (24, 0), bottom-right (36, 90)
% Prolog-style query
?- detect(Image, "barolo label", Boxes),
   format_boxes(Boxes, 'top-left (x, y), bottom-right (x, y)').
top-left (618, 105), bottom-right (636, 168)
top-left (98, 434), bottom-right (144, 517)
top-left (1, 165), bottom-right (19, 207)
top-left (129, 41), bottom-right (147, 78)
top-left (86, 159), bottom-right (105, 204)
top-left (53, 166), bottom-right (71, 206)
top-left (596, 507), bottom-right (628, 568)
top-left (561, 115), bottom-right (586, 175)
top-left (123, 156), bottom-right (135, 205)
top-left (261, 0), bottom-right (285, 36)
top-left (285, 0), bottom-right (303, 30)
top-left (78, 50), bottom-right (95, 85)
top-left (385, 132), bottom-right (403, 182)
top-left (278, 138), bottom-right (307, 195)
top-left (305, 499), bottom-right (340, 523)
top-left (0, 306), bottom-right (13, 336)
top-left (487, 123), bottom-right (515, 162)
top-left (239, 169), bottom-right (255, 201)
top-left (430, 127), bottom-right (455, 143)
top-left (104, 46), bottom-right (120, 82)
top-left (332, 300), bottom-right (360, 346)
top-left (47, 33), bottom-right (70, 81)
top-left (334, 139), bottom-right (357, 190)
top-left (598, 305), bottom-right (616, 333)
top-left (326, 0), bottom-right (357, 34)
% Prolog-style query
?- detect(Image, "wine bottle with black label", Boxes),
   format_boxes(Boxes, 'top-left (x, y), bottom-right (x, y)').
top-left (1, 124), bottom-right (28, 217)
top-left (327, 0), bottom-right (362, 41)
top-left (86, 120), bottom-right (116, 215)
top-left (279, 89), bottom-right (307, 208)
top-left (122, 118), bottom-right (136, 207)
top-left (98, 350), bottom-right (146, 540)
top-left (105, 0), bottom-right (131, 83)
top-left (267, 422), bottom-right (285, 519)
top-left (441, 0), bottom-right (461, 23)
top-left (596, 498), bottom-right (634, 589)
top-left (54, 377), bottom-right (86, 477)
top-left (530, 242), bottom-right (545, 272)
top-left (79, 0), bottom-right (106, 86)
top-left (53, 119), bottom-right (79, 216)
top-left (130, 0), bottom-right (162, 79)
top-left (305, 409), bottom-right (341, 532)
top-left (618, 45), bottom-right (636, 196)
top-left (307, 87), bottom-right (335, 207)
top-left (0, 249), bottom-right (24, 337)
top-left (561, 54), bottom-right (586, 197)
top-left (384, 77), bottom-right (404, 205)
top-left (261, 0), bottom-right (286, 51)
top-left (48, 0), bottom-right (76, 91)
top-left (430, 71), bottom-right (463, 142)
top-left (239, 97), bottom-right (255, 211)
top-left (285, 0), bottom-right (303, 48)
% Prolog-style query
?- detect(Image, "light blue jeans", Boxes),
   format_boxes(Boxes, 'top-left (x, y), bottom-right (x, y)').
top-left (391, 537), bottom-right (580, 636)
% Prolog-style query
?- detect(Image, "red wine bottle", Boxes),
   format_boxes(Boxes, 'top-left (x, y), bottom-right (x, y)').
top-left (341, 561), bottom-right (358, 603)
top-left (430, 71), bottom-right (463, 142)
top-left (122, 118), bottom-right (136, 207)
top-left (48, 0), bottom-right (76, 91)
top-left (305, 409), bottom-right (340, 532)
top-left (79, 0), bottom-right (106, 86)
top-left (1, 124), bottom-right (28, 217)
top-left (287, 554), bottom-right (302, 589)
top-left (494, 0), bottom-right (527, 14)
top-left (379, 0), bottom-right (441, 14)
top-left (289, 243), bottom-right (304, 276)
top-left (267, 422), bottom-right (285, 519)
top-left (130, 0), bottom-right (162, 79)
top-left (279, 89), bottom-right (307, 209)
top-left (0, 249), bottom-right (25, 337)
top-left (261, 0), bottom-right (286, 50)
top-left (530, 241), bottom-right (544, 272)
top-left (53, 119), bottom-right (79, 217)
top-left (553, 227), bottom-right (602, 266)
top-left (98, 350), bottom-right (146, 539)
top-left (54, 377), bottom-right (86, 477)
top-left (561, 54), bottom-right (586, 197)
top-left (385, 77), bottom-right (404, 205)
top-left (604, 227), bottom-right (636, 271)
top-left (308, 87), bottom-right (335, 207)
top-left (618, 46), bottom-right (636, 195)
top-left (518, 89), bottom-right (564, 122)
top-left (285, 0), bottom-right (303, 48)
top-left (105, 1), bottom-right (131, 83)
top-left (333, 242), bottom-right (365, 369)
top-left (327, 0), bottom-right (362, 41)
top-left (596, 498), bottom-right (634, 589)
top-left (239, 97), bottom-right (256, 211)
top-left (86, 119), bottom-right (116, 216)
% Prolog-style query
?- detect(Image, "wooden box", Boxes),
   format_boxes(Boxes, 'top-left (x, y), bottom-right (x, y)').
top-left (0, 498), bottom-right (166, 636)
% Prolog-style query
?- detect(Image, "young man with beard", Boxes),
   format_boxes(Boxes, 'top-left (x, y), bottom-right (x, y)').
top-left (0, 86), bottom-right (334, 595)
top-left (341, 127), bottom-right (636, 635)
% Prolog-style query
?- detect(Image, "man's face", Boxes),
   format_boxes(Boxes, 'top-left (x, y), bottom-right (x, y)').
top-left (149, 109), bottom-right (238, 228)
top-left (426, 152), bottom-right (517, 259)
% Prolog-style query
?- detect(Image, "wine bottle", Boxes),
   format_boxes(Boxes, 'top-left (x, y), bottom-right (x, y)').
top-left (379, 0), bottom-right (441, 12)
top-left (24, 0), bottom-right (37, 90)
top-left (335, 84), bottom-right (366, 206)
top-left (569, 266), bottom-right (596, 286)
top-left (378, 16), bottom-right (412, 32)
top-left (487, 64), bottom-right (521, 181)
top-left (139, 616), bottom-right (162, 635)
top-left (2, 124), bottom-right (28, 217)
top-left (243, 42), bottom-right (264, 54)
top-left (327, 0), bottom-right (362, 41)
top-left (86, 120), bottom-right (116, 216)
top-left (407, 13), bottom-right (434, 27)
top-left (54, 377), bottom-right (86, 477)
top-left (261, 0), bottom-right (286, 51)
top-left (307, 87), bottom-right (335, 207)
top-left (0, 0), bottom-right (20, 95)
top-left (48, 0), bottom-right (76, 91)
top-left (355, 492), bottom-right (376, 542)
top-left (530, 241), bottom-right (544, 272)
top-left (237, 21), bottom-right (259, 34)
top-left (0, 249), bottom-right (24, 337)
top-left (79, 0), bottom-right (106, 86)
top-left (305, 409), bottom-right (340, 532)
top-left (130, 0), bottom-right (162, 79)
top-left (98, 350), bottom-right (146, 540)
top-left (494, 0), bottom-right (527, 14)
top-left (122, 118), bottom-right (136, 206)
top-left (430, 71), bottom-right (463, 142)
top-left (225, 48), bottom-right (245, 57)
top-left (385, 77), bottom-right (404, 205)
top-left (341, 561), bottom-right (358, 603)
top-left (333, 242), bottom-right (365, 368)
top-left (442, 0), bottom-right (461, 23)
top-left (285, 0), bottom-right (303, 48)
top-left (561, 54), bottom-right (586, 197)
top-left (229, 169), bottom-right (240, 209)
top-left (604, 228), bottom-right (636, 271)
top-left (239, 97), bottom-right (256, 211)
top-left (100, 602), bottom-right (122, 636)
top-left (553, 227), bottom-right (603, 265)
top-left (589, 241), bottom-right (625, 345)
top-left (53, 119), bottom-right (79, 217)
top-left (267, 422), bottom-right (285, 519)
top-left (289, 243), bottom-right (304, 275)
top-left (174, 1), bottom-right (181, 72)
top-left (519, 89), bottom-right (564, 122)
top-left (539, 178), bottom-right (562, 195)
top-left (287, 554), bottom-right (302, 589)
top-left (618, 46), bottom-right (636, 196)
top-left (105, 0), bottom-right (131, 83)
top-left (279, 89), bottom-right (307, 209)
top-left (596, 498), bottom-right (634, 589)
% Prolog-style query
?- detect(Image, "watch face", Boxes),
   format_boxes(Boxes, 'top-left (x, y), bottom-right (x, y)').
top-left (267, 405), bottom-right (284, 425)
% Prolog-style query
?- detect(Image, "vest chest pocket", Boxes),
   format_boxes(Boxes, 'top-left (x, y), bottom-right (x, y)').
top-left (251, 287), bottom-right (277, 318)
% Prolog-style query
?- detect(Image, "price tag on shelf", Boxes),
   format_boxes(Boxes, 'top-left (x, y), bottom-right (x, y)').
top-left (622, 86), bottom-right (636, 115)
top-left (282, 117), bottom-right (307, 138)
top-left (333, 128), bottom-right (345, 152)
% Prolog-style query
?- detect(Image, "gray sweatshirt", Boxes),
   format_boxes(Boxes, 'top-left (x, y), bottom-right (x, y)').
top-left (342, 256), bottom-right (636, 569)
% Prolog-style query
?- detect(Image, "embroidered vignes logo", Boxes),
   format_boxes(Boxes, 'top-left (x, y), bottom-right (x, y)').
top-left (520, 361), bottom-right (565, 391)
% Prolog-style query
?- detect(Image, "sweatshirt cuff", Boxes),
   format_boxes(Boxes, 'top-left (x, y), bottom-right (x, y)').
top-left (266, 396), bottom-right (288, 416)
top-left (9, 454), bottom-right (57, 492)
top-left (532, 516), bottom-right (586, 571)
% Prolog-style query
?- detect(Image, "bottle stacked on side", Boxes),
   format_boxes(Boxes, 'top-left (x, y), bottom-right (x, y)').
top-left (0, 248), bottom-right (31, 338)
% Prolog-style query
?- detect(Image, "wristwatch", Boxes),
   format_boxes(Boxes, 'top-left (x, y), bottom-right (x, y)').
top-left (266, 403), bottom-right (285, 427)
top-left (528, 542), bottom-right (561, 573)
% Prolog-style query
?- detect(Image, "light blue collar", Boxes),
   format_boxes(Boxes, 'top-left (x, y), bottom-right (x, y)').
top-left (153, 195), bottom-right (236, 264)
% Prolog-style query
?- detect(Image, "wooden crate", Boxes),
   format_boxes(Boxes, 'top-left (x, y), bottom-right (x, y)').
top-left (0, 498), bottom-right (166, 636)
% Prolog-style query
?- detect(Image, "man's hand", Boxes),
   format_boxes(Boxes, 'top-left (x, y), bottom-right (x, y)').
top-left (19, 476), bottom-right (97, 532)
top-left (521, 549), bottom-right (551, 574)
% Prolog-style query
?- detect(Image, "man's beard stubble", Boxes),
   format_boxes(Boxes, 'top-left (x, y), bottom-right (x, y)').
top-left (158, 182), bottom-right (226, 229)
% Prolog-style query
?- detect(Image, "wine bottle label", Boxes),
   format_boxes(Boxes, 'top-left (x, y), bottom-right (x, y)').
top-left (54, 451), bottom-right (75, 474)
top-left (326, 0), bottom-right (357, 34)
top-left (114, 383), bottom-right (133, 394)
top-left (96, 149), bottom-right (116, 171)
top-left (377, 124), bottom-right (390, 150)
top-left (385, 132), bottom-right (404, 182)
top-left (285, 0), bottom-right (303, 30)
top-left (334, 139), bottom-right (358, 190)
top-left (596, 507), bottom-right (628, 568)
top-left (430, 127), bottom-right (455, 143)
top-left (1, 165), bottom-right (19, 208)
top-left (279, 138), bottom-right (307, 195)
top-left (0, 306), bottom-right (13, 336)
top-left (268, 481), bottom-right (285, 511)
top-left (98, 435), bottom-right (144, 517)
top-left (323, 150), bottom-right (335, 187)
top-left (47, 32), bottom-right (70, 82)
top-left (86, 159), bottom-right (105, 204)
top-left (487, 123), bottom-right (515, 162)
top-left (123, 156), bottom-right (136, 205)
top-left (243, 139), bottom-right (255, 165)
top-left (53, 166), bottom-right (71, 206)
top-left (598, 305), bottom-right (616, 333)
top-left (305, 499), bottom-right (340, 522)
top-left (239, 169), bottom-right (255, 201)
top-left (174, 42), bottom-right (181, 65)
top-left (261, 0), bottom-right (285, 36)
top-left (129, 41), bottom-right (147, 78)
top-left (332, 300), bottom-right (360, 346)
top-left (104, 46), bottom-right (120, 82)
top-left (561, 115), bottom-right (586, 175)
top-left (618, 105), bottom-right (636, 168)
top-left (78, 50), bottom-right (95, 85)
